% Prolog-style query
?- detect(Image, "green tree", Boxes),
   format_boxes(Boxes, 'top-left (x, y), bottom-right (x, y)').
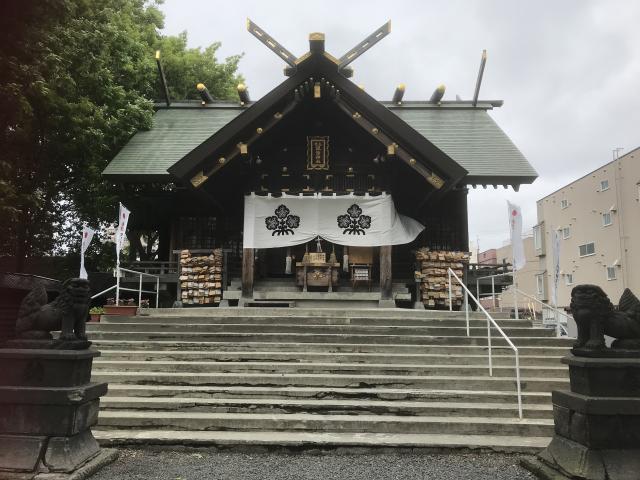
top-left (155, 32), bottom-right (243, 101)
top-left (0, 0), bottom-right (243, 272)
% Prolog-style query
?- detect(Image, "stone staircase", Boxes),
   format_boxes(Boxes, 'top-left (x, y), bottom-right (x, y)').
top-left (88, 308), bottom-right (572, 452)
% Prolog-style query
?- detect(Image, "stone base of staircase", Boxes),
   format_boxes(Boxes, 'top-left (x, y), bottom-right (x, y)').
top-left (94, 430), bottom-right (549, 454)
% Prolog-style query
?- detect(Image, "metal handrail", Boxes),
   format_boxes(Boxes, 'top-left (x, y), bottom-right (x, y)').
top-left (475, 271), bottom-right (514, 313)
top-left (90, 267), bottom-right (160, 308)
top-left (515, 288), bottom-right (571, 338)
top-left (448, 268), bottom-right (523, 419)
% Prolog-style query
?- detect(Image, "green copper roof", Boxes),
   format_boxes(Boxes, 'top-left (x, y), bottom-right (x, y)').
top-left (103, 106), bottom-right (242, 180)
top-left (390, 107), bottom-right (536, 181)
top-left (103, 102), bottom-right (536, 183)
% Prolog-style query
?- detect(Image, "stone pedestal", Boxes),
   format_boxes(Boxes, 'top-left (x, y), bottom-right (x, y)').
top-left (523, 354), bottom-right (640, 480)
top-left (0, 348), bottom-right (116, 479)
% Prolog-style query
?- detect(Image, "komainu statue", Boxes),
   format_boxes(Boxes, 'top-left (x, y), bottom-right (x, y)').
top-left (15, 278), bottom-right (90, 341)
top-left (570, 284), bottom-right (640, 351)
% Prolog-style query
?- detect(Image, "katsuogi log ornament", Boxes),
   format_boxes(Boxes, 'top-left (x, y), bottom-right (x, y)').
top-left (570, 284), bottom-right (640, 351)
top-left (15, 278), bottom-right (91, 341)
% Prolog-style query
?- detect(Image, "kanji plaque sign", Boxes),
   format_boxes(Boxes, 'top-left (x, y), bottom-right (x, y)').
top-left (307, 136), bottom-right (329, 170)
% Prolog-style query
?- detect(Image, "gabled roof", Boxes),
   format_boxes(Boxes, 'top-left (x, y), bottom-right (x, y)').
top-left (103, 101), bottom-right (536, 186)
top-left (166, 53), bottom-right (467, 190)
top-left (103, 41), bottom-right (537, 189)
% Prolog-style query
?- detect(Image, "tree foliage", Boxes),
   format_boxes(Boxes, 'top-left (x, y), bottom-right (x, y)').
top-left (0, 0), bottom-right (243, 270)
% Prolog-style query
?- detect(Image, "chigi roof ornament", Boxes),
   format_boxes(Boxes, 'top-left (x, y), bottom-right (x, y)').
top-left (246, 18), bottom-right (391, 78)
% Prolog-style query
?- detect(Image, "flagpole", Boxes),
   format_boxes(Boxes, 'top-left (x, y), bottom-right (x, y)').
top-left (512, 258), bottom-right (519, 321)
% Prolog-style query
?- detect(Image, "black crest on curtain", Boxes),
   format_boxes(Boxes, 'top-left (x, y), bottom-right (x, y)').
top-left (265, 205), bottom-right (300, 236)
top-left (337, 204), bottom-right (372, 235)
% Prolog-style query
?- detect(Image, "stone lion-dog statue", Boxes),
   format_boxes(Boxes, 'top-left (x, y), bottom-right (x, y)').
top-left (15, 278), bottom-right (90, 341)
top-left (570, 284), bottom-right (640, 350)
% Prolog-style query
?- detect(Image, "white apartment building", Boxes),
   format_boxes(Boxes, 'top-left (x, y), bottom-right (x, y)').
top-left (532, 147), bottom-right (640, 307)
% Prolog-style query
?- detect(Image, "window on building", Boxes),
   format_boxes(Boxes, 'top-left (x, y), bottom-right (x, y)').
top-left (607, 266), bottom-right (617, 281)
top-left (562, 227), bottom-right (571, 239)
top-left (560, 199), bottom-right (568, 209)
top-left (565, 273), bottom-right (574, 285)
top-left (600, 179), bottom-right (609, 191)
top-left (536, 274), bottom-right (544, 295)
top-left (533, 225), bottom-right (542, 250)
top-left (579, 242), bottom-right (595, 257)
top-left (602, 212), bottom-right (612, 226)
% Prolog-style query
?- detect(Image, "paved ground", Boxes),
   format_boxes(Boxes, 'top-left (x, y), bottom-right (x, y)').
top-left (91, 448), bottom-right (538, 480)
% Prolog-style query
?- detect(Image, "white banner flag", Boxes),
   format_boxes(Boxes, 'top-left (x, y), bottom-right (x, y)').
top-left (507, 201), bottom-right (526, 271)
top-left (79, 225), bottom-right (96, 280)
top-left (115, 202), bottom-right (131, 258)
top-left (551, 227), bottom-right (561, 306)
top-left (243, 193), bottom-right (424, 249)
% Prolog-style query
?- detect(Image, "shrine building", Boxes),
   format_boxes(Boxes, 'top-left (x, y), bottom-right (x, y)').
top-left (102, 22), bottom-right (537, 308)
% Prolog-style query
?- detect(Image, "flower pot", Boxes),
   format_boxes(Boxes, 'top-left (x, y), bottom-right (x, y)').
top-left (103, 305), bottom-right (138, 316)
top-left (89, 313), bottom-right (102, 322)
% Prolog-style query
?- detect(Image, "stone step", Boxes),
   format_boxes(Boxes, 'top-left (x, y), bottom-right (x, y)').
top-left (222, 290), bottom-right (412, 302)
top-left (92, 429), bottom-right (550, 453)
top-left (137, 308), bottom-right (514, 320)
top-left (99, 316), bottom-right (533, 327)
top-left (95, 350), bottom-right (563, 366)
top-left (96, 411), bottom-right (555, 437)
top-left (88, 323), bottom-right (550, 337)
top-left (92, 341), bottom-right (571, 356)
top-left (229, 285), bottom-right (410, 294)
top-left (87, 331), bottom-right (569, 346)
top-left (104, 384), bottom-right (553, 404)
top-left (230, 280), bottom-right (410, 290)
top-left (99, 396), bottom-right (552, 419)
top-left (92, 360), bottom-right (567, 379)
top-left (91, 371), bottom-right (568, 392)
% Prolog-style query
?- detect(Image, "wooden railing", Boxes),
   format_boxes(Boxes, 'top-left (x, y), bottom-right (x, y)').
top-left (122, 261), bottom-right (179, 276)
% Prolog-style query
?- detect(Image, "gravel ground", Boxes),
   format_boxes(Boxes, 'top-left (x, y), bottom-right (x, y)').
top-left (91, 448), bottom-right (538, 480)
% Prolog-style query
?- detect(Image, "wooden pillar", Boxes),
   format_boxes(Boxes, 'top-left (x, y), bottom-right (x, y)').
top-left (460, 187), bottom-right (470, 285)
top-left (379, 245), bottom-right (393, 307)
top-left (157, 223), bottom-right (170, 261)
top-left (241, 248), bottom-right (254, 300)
top-left (459, 187), bottom-right (469, 251)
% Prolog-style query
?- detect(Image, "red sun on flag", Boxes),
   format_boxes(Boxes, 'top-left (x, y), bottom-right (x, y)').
top-left (512, 210), bottom-right (518, 217)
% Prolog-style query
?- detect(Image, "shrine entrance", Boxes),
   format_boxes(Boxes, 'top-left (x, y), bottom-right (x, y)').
top-left (259, 240), bottom-right (376, 292)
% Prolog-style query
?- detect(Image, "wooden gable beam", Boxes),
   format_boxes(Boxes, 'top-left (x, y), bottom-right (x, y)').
top-left (333, 97), bottom-right (445, 189)
top-left (190, 96), bottom-right (301, 188)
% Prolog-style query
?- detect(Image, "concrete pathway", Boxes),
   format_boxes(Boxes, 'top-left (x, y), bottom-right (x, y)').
top-left (91, 448), bottom-right (538, 480)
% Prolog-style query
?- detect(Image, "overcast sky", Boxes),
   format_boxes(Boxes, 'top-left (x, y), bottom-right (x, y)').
top-left (159, 0), bottom-right (640, 251)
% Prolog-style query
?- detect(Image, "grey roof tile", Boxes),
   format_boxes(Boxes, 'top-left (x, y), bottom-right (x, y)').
top-left (391, 107), bottom-right (536, 178)
top-left (103, 108), bottom-right (241, 177)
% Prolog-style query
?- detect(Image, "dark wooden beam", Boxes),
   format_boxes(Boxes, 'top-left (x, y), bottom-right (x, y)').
top-left (191, 96), bottom-right (301, 188)
top-left (460, 187), bottom-right (469, 251)
top-left (155, 51), bottom-right (171, 107)
top-left (379, 245), bottom-right (393, 305)
top-left (241, 248), bottom-right (254, 300)
top-left (333, 97), bottom-right (445, 189)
